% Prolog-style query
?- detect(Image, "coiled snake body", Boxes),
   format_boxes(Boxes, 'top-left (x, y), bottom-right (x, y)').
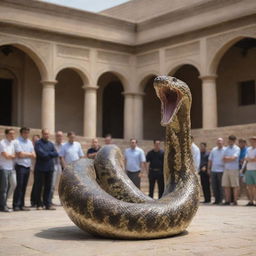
top-left (59, 76), bottom-right (200, 239)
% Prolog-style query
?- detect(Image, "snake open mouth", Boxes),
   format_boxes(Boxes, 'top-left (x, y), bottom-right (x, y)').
top-left (159, 87), bottom-right (181, 125)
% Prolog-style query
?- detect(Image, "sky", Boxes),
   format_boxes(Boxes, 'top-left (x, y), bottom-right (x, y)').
top-left (40, 0), bottom-right (130, 12)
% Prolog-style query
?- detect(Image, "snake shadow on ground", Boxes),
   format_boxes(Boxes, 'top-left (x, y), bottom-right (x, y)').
top-left (35, 225), bottom-right (188, 241)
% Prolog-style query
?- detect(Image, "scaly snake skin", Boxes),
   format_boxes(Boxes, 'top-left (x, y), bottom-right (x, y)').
top-left (59, 76), bottom-right (200, 239)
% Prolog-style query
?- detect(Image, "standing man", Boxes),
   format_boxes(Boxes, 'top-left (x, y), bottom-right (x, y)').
top-left (146, 140), bottom-right (164, 199)
top-left (51, 131), bottom-right (64, 204)
top-left (0, 128), bottom-right (16, 212)
top-left (244, 136), bottom-right (256, 206)
top-left (87, 138), bottom-right (101, 159)
top-left (238, 138), bottom-right (248, 197)
top-left (191, 136), bottom-right (200, 172)
top-left (199, 142), bottom-right (211, 203)
top-left (124, 138), bottom-right (146, 189)
top-left (222, 135), bottom-right (240, 205)
top-left (59, 131), bottom-right (84, 168)
top-left (104, 134), bottom-right (112, 145)
top-left (34, 129), bottom-right (58, 210)
top-left (208, 138), bottom-right (226, 205)
top-left (13, 127), bottom-right (36, 211)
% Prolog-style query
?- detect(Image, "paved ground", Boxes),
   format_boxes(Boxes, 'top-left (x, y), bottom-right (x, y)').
top-left (0, 198), bottom-right (255, 256)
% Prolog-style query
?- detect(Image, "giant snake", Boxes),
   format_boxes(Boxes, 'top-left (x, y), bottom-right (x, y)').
top-left (59, 76), bottom-right (200, 239)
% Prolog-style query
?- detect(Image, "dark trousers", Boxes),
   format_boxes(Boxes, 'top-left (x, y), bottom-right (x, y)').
top-left (148, 170), bottom-right (164, 199)
top-left (34, 170), bottom-right (53, 207)
top-left (200, 171), bottom-right (211, 202)
top-left (211, 172), bottom-right (223, 203)
top-left (13, 165), bottom-right (30, 208)
top-left (30, 181), bottom-right (36, 206)
top-left (0, 169), bottom-right (12, 209)
top-left (126, 171), bottom-right (141, 189)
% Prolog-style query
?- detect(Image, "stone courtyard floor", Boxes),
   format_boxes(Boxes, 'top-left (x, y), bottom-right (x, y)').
top-left (0, 198), bottom-right (255, 256)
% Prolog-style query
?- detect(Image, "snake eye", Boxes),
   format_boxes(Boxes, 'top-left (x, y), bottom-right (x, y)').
top-left (172, 77), bottom-right (177, 83)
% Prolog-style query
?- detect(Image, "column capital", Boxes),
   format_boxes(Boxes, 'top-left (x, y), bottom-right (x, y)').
top-left (122, 91), bottom-right (145, 97)
top-left (199, 75), bottom-right (218, 81)
top-left (41, 80), bottom-right (57, 88)
top-left (82, 85), bottom-right (99, 91)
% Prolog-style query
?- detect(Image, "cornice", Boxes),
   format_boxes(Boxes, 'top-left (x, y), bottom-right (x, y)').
top-left (137, 0), bottom-right (242, 31)
top-left (1, 0), bottom-right (136, 32)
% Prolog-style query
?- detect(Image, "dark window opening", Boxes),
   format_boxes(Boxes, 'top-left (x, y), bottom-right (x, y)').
top-left (0, 78), bottom-right (13, 125)
top-left (239, 80), bottom-right (255, 106)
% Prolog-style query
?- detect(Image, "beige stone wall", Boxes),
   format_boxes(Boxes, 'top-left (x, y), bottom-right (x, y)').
top-left (0, 47), bottom-right (42, 129)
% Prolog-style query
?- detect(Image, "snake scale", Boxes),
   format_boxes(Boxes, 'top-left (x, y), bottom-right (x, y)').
top-left (59, 76), bottom-right (200, 239)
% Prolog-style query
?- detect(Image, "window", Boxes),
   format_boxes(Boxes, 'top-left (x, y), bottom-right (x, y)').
top-left (238, 80), bottom-right (255, 106)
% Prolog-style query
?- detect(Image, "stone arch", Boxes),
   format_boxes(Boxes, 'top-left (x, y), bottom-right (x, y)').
top-left (214, 36), bottom-right (256, 126)
top-left (208, 36), bottom-right (249, 75)
top-left (95, 68), bottom-right (129, 92)
top-left (167, 59), bottom-right (201, 76)
top-left (138, 71), bottom-right (160, 92)
top-left (54, 64), bottom-right (90, 86)
top-left (97, 72), bottom-right (124, 138)
top-left (0, 45), bottom-right (43, 128)
top-left (168, 64), bottom-right (202, 129)
top-left (0, 41), bottom-right (48, 80)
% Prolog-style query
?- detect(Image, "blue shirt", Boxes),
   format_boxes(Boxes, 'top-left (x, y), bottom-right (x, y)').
top-left (15, 137), bottom-right (34, 168)
top-left (239, 147), bottom-right (247, 169)
top-left (59, 141), bottom-right (84, 164)
top-left (209, 146), bottom-right (226, 173)
top-left (34, 139), bottom-right (58, 172)
top-left (124, 147), bottom-right (146, 172)
top-left (223, 145), bottom-right (240, 170)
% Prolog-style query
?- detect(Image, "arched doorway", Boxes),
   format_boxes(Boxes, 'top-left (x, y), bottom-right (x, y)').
top-left (170, 65), bottom-right (202, 129)
top-left (0, 45), bottom-right (42, 128)
top-left (55, 68), bottom-right (84, 135)
top-left (142, 75), bottom-right (165, 140)
top-left (216, 37), bottom-right (256, 126)
top-left (97, 72), bottom-right (124, 138)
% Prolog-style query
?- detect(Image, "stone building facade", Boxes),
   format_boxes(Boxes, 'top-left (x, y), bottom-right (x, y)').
top-left (0, 0), bottom-right (256, 141)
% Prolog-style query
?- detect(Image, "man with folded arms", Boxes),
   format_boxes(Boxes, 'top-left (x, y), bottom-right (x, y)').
top-left (13, 127), bottom-right (36, 211)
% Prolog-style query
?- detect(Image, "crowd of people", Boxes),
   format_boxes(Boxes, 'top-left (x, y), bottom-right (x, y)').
top-left (0, 128), bottom-right (255, 213)
top-left (193, 135), bottom-right (256, 206)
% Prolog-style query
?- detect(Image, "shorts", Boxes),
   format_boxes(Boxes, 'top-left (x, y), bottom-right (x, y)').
top-left (222, 170), bottom-right (239, 187)
top-left (245, 170), bottom-right (256, 185)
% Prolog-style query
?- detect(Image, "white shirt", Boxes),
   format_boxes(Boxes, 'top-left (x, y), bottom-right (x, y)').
top-left (191, 143), bottom-right (200, 172)
top-left (124, 147), bottom-right (146, 172)
top-left (15, 137), bottom-right (34, 168)
top-left (209, 146), bottom-right (226, 172)
top-left (59, 141), bottom-right (84, 164)
top-left (0, 139), bottom-right (15, 170)
top-left (245, 147), bottom-right (256, 171)
top-left (54, 142), bottom-right (63, 172)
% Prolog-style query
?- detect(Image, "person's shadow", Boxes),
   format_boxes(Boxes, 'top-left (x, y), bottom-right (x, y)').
top-left (35, 225), bottom-right (188, 241)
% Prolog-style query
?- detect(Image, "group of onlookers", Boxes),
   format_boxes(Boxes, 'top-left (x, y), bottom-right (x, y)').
top-left (0, 127), bottom-right (85, 212)
top-left (1, 128), bottom-right (255, 213)
top-left (193, 135), bottom-right (256, 206)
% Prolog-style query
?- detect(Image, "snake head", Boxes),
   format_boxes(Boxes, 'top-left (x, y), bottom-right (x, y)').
top-left (154, 75), bottom-right (191, 126)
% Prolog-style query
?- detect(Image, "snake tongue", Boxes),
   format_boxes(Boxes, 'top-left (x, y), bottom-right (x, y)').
top-left (160, 87), bottom-right (180, 125)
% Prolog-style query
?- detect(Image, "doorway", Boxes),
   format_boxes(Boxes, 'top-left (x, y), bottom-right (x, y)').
top-left (0, 78), bottom-right (12, 125)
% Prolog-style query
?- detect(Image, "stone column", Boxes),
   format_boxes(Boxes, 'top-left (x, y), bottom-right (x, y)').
top-left (200, 75), bottom-right (218, 129)
top-left (123, 92), bottom-right (134, 139)
top-left (133, 93), bottom-right (144, 140)
top-left (83, 85), bottom-right (98, 138)
top-left (41, 80), bottom-right (57, 133)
